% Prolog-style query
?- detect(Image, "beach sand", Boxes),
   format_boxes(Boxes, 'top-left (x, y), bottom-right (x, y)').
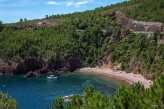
top-left (76, 67), bottom-right (152, 88)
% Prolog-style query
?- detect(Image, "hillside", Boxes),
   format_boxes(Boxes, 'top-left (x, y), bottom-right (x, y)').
top-left (125, 0), bottom-right (164, 23)
top-left (3, 0), bottom-right (164, 28)
top-left (0, 0), bottom-right (164, 78)
top-left (0, 0), bottom-right (164, 109)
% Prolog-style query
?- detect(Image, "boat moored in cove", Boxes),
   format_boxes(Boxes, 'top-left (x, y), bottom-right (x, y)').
top-left (47, 75), bottom-right (57, 79)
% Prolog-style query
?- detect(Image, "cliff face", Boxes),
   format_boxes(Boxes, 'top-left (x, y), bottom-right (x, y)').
top-left (109, 11), bottom-right (164, 32)
top-left (64, 57), bottom-right (82, 72)
top-left (0, 58), bottom-right (48, 75)
top-left (0, 57), bottom-right (82, 76)
top-left (13, 58), bottom-right (48, 74)
top-left (0, 59), bottom-right (16, 74)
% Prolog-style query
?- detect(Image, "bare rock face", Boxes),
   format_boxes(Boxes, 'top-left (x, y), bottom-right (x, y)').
top-left (0, 59), bottom-right (7, 67)
top-left (25, 70), bottom-right (41, 78)
top-left (37, 20), bottom-right (56, 27)
top-left (0, 58), bottom-right (48, 75)
top-left (108, 11), bottom-right (164, 32)
top-left (0, 59), bottom-right (7, 74)
top-left (158, 39), bottom-right (164, 44)
top-left (13, 58), bottom-right (48, 74)
top-left (64, 57), bottom-right (82, 72)
top-left (0, 59), bottom-right (16, 74)
top-left (0, 57), bottom-right (82, 76)
top-left (55, 57), bottom-right (82, 73)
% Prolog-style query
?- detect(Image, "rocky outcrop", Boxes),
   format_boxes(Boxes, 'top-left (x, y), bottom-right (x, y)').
top-left (25, 70), bottom-right (41, 78)
top-left (13, 58), bottom-right (48, 74)
top-left (37, 20), bottom-right (56, 27)
top-left (0, 58), bottom-right (48, 75)
top-left (108, 11), bottom-right (164, 32)
top-left (63, 57), bottom-right (82, 72)
top-left (158, 39), bottom-right (164, 44)
top-left (54, 57), bottom-right (82, 73)
top-left (55, 66), bottom-right (70, 73)
top-left (0, 56), bottom-right (82, 76)
top-left (0, 59), bottom-right (16, 74)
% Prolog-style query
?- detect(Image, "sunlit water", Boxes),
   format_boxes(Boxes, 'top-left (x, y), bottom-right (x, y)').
top-left (0, 72), bottom-right (120, 109)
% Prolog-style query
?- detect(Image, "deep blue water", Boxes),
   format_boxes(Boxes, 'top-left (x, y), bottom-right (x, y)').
top-left (0, 73), bottom-right (120, 109)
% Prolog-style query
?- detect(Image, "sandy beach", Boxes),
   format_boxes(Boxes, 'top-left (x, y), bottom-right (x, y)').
top-left (76, 68), bottom-right (152, 88)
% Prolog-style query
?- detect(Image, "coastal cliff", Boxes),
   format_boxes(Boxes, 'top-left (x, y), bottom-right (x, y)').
top-left (0, 57), bottom-right (82, 76)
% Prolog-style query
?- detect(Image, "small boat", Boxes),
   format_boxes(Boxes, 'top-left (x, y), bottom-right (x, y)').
top-left (47, 75), bottom-right (57, 79)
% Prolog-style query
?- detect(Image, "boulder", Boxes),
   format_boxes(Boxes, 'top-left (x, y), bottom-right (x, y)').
top-left (25, 70), bottom-right (40, 78)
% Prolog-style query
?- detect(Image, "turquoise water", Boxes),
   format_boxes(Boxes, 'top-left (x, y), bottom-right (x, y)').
top-left (0, 73), bottom-right (120, 109)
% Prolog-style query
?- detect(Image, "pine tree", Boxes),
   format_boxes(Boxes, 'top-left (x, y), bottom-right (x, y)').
top-left (19, 18), bottom-right (23, 22)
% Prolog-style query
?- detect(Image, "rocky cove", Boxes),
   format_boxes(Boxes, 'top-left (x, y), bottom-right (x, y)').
top-left (0, 57), bottom-right (82, 77)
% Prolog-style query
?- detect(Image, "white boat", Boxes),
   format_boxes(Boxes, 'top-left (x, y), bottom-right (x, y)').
top-left (47, 75), bottom-right (57, 79)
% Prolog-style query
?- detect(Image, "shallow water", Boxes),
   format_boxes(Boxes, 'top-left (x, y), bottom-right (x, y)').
top-left (0, 72), bottom-right (120, 109)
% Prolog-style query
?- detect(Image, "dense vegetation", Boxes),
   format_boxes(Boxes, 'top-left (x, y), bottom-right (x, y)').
top-left (50, 74), bottom-right (164, 109)
top-left (0, 0), bottom-right (163, 75)
top-left (0, 93), bottom-right (18, 109)
top-left (125, 0), bottom-right (164, 23)
top-left (0, 8), bottom-right (123, 68)
top-left (107, 32), bottom-right (164, 79)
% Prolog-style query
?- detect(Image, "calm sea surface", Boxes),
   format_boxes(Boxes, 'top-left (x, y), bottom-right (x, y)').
top-left (0, 72), bottom-right (120, 109)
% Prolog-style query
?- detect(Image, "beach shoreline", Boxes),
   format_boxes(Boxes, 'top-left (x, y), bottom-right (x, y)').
top-left (76, 67), bottom-right (152, 88)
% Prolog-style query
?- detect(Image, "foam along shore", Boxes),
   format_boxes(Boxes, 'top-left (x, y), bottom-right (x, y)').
top-left (76, 68), bottom-right (152, 88)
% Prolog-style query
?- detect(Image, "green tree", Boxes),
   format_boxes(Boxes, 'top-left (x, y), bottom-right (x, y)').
top-left (24, 18), bottom-right (27, 22)
top-left (45, 15), bottom-right (49, 19)
top-left (51, 97), bottom-right (64, 109)
top-left (19, 18), bottom-right (23, 22)
top-left (0, 93), bottom-right (18, 109)
top-left (0, 20), bottom-right (3, 32)
top-left (0, 20), bottom-right (2, 25)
